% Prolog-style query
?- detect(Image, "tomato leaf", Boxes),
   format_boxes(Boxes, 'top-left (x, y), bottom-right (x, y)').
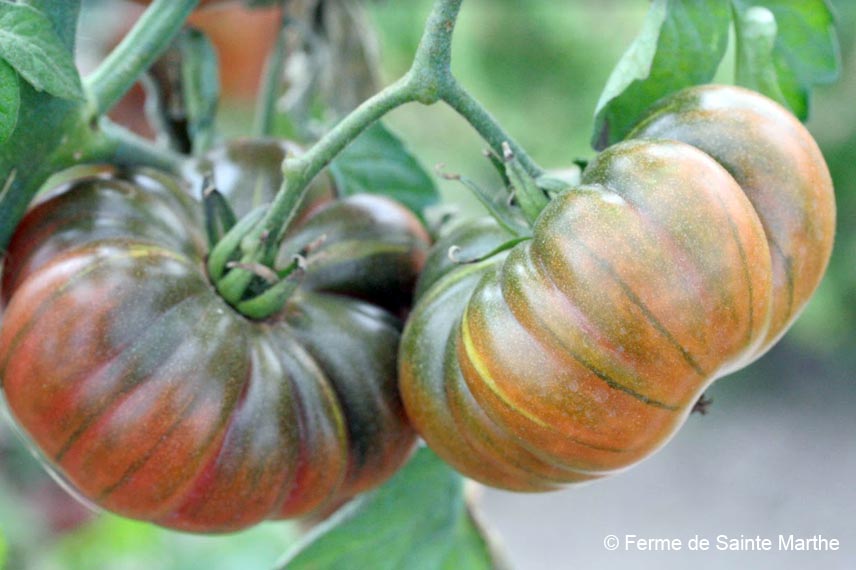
top-left (592, 0), bottom-right (731, 149)
top-left (0, 2), bottom-right (83, 101)
top-left (0, 59), bottom-right (19, 144)
top-left (18, 0), bottom-right (81, 51)
top-left (329, 122), bottom-right (439, 217)
top-left (277, 448), bottom-right (499, 570)
top-left (440, 509), bottom-right (505, 570)
top-left (732, 0), bottom-right (839, 120)
top-left (47, 514), bottom-right (298, 570)
top-left (733, 7), bottom-right (787, 105)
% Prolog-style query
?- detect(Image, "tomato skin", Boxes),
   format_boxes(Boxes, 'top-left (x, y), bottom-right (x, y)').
top-left (401, 85), bottom-right (835, 492)
top-left (629, 85), bottom-right (836, 359)
top-left (414, 217), bottom-right (515, 300)
top-left (0, 166), bottom-right (429, 532)
top-left (410, 104), bottom-right (838, 492)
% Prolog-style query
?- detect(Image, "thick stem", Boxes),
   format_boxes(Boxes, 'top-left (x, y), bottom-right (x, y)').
top-left (408, 0), bottom-right (541, 177)
top-left (407, 0), bottom-right (463, 103)
top-left (210, 73), bottom-right (415, 308)
top-left (85, 0), bottom-right (199, 117)
top-left (253, 6), bottom-right (291, 137)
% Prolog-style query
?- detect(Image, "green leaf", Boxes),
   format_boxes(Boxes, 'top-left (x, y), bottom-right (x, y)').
top-left (732, 0), bottom-right (840, 120)
top-left (277, 448), bottom-right (497, 570)
top-left (180, 28), bottom-right (220, 155)
top-left (0, 86), bottom-right (84, 250)
top-left (592, 0), bottom-right (731, 149)
top-left (0, 59), bottom-right (19, 143)
top-left (0, 2), bottom-right (83, 101)
top-left (19, 0), bottom-right (82, 52)
top-left (47, 515), bottom-right (298, 570)
top-left (440, 509), bottom-right (503, 570)
top-left (733, 6), bottom-right (785, 104)
top-left (329, 122), bottom-right (440, 217)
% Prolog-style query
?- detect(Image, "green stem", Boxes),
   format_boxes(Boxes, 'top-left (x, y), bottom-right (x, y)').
top-left (406, 0), bottom-right (463, 103)
top-left (264, 77), bottom-right (413, 250)
top-left (85, 0), bottom-right (200, 117)
top-left (254, 0), bottom-right (469, 255)
top-left (216, 0), bottom-right (548, 317)
top-left (98, 119), bottom-right (185, 173)
top-left (253, 6), bottom-right (291, 137)
top-left (442, 80), bottom-right (543, 178)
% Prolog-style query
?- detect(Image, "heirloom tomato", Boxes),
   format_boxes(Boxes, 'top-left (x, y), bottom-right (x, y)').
top-left (629, 85), bottom-right (836, 356)
top-left (0, 147), bottom-right (430, 532)
top-left (399, 85), bottom-right (834, 491)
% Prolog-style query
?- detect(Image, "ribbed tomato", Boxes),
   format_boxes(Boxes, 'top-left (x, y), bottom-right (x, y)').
top-left (0, 164), bottom-right (429, 532)
top-left (399, 85), bottom-right (834, 491)
top-left (629, 85), bottom-right (836, 357)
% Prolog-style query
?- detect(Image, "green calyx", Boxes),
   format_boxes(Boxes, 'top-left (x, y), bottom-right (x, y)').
top-left (446, 143), bottom-right (552, 239)
top-left (502, 142), bottom-right (550, 225)
top-left (206, 203), bottom-right (301, 321)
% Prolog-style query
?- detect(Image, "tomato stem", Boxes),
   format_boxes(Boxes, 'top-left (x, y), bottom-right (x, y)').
top-left (442, 81), bottom-right (544, 179)
top-left (264, 77), bottom-right (415, 249)
top-left (97, 119), bottom-right (185, 173)
top-left (258, 0), bottom-right (544, 245)
top-left (85, 0), bottom-right (200, 117)
top-left (503, 143), bottom-right (550, 224)
top-left (217, 0), bottom-right (547, 317)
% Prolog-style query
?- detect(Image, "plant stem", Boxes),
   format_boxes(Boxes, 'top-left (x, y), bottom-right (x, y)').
top-left (258, 76), bottom-right (414, 259)
top-left (98, 119), bottom-right (185, 173)
top-left (265, 0), bottom-right (467, 242)
top-left (442, 80), bottom-right (543, 178)
top-left (220, 0), bottom-right (547, 312)
top-left (85, 0), bottom-right (200, 117)
top-left (406, 0), bottom-right (463, 103)
top-left (253, 6), bottom-right (292, 137)
top-left (258, 0), bottom-right (498, 251)
top-left (406, 0), bottom-right (542, 176)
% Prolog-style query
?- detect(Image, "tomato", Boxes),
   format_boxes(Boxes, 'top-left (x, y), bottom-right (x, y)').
top-left (399, 85), bottom-right (834, 491)
top-left (0, 163), bottom-right (430, 532)
top-left (629, 85), bottom-right (836, 358)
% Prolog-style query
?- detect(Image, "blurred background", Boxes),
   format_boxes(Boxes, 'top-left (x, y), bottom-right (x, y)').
top-left (1, 0), bottom-right (853, 568)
